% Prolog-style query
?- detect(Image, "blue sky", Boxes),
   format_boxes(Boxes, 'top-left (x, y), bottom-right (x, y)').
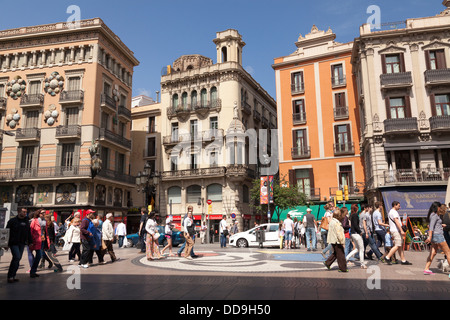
top-left (0, 0), bottom-right (445, 100)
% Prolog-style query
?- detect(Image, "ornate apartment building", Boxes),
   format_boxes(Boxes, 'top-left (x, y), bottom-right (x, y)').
top-left (273, 26), bottom-right (365, 207)
top-left (0, 18), bottom-right (139, 221)
top-left (159, 29), bottom-right (277, 231)
top-left (352, 1), bottom-right (450, 215)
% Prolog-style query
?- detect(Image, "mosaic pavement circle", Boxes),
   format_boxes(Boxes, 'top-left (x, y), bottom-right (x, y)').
top-left (132, 250), bottom-right (376, 273)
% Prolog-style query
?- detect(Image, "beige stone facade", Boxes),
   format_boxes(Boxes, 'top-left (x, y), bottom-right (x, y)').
top-left (352, 2), bottom-right (450, 206)
top-left (158, 29), bottom-right (277, 232)
top-left (0, 18), bottom-right (139, 221)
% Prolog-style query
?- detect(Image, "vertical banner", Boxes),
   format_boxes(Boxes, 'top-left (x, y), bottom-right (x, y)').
top-left (269, 176), bottom-right (274, 204)
top-left (260, 176), bottom-right (269, 205)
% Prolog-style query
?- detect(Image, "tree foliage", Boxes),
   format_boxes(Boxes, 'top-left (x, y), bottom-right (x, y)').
top-left (250, 175), bottom-right (307, 220)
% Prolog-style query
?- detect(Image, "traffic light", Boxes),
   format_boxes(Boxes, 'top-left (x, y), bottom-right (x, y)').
top-left (336, 190), bottom-right (343, 202)
top-left (344, 185), bottom-right (349, 201)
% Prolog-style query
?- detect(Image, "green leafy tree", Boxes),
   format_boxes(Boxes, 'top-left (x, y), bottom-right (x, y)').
top-left (250, 175), bottom-right (307, 222)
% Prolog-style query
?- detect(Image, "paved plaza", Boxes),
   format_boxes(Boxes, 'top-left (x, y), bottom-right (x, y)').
top-left (1, 242), bottom-right (450, 302)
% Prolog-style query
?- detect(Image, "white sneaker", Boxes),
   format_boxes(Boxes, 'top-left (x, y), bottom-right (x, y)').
top-left (69, 260), bottom-right (75, 263)
top-left (81, 264), bottom-right (89, 269)
top-left (184, 256), bottom-right (193, 260)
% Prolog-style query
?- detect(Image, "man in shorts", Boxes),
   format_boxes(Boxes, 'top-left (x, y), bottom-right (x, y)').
top-left (385, 201), bottom-right (412, 265)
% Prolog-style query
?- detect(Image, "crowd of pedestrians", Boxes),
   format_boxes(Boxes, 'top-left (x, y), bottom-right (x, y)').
top-left (4, 201), bottom-right (450, 283)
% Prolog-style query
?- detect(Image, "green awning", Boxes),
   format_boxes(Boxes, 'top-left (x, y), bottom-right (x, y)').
top-left (272, 204), bottom-right (360, 223)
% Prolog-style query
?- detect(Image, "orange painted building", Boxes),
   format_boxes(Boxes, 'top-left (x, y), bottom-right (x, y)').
top-left (272, 25), bottom-right (364, 203)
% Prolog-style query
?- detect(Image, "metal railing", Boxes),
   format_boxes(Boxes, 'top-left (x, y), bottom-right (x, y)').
top-left (291, 83), bottom-right (305, 94)
top-left (384, 117), bottom-right (418, 134)
top-left (20, 94), bottom-right (44, 107)
top-left (0, 165), bottom-right (92, 180)
top-left (99, 128), bottom-right (131, 149)
top-left (56, 125), bottom-right (81, 138)
top-left (383, 168), bottom-right (450, 184)
top-left (118, 105), bottom-right (132, 119)
top-left (293, 112), bottom-right (307, 124)
top-left (380, 72), bottom-right (413, 87)
top-left (60, 90), bottom-right (84, 103)
top-left (424, 69), bottom-right (450, 84)
top-left (334, 106), bottom-right (349, 120)
top-left (429, 116), bottom-right (450, 132)
top-left (161, 167), bottom-right (227, 179)
top-left (331, 76), bottom-right (347, 88)
top-left (100, 93), bottom-right (117, 111)
top-left (334, 142), bottom-right (355, 155)
top-left (291, 146), bottom-right (311, 159)
top-left (16, 128), bottom-right (41, 140)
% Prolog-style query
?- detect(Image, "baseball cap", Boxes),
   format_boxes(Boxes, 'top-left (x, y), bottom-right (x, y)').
top-left (306, 208), bottom-right (312, 212)
top-left (86, 209), bottom-right (96, 214)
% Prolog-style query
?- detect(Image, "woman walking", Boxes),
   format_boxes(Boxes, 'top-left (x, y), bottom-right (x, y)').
top-left (29, 211), bottom-right (44, 278)
top-left (345, 204), bottom-right (367, 269)
top-left (424, 202), bottom-right (450, 277)
top-left (323, 207), bottom-right (348, 272)
top-left (161, 215), bottom-right (175, 257)
top-left (43, 215), bottom-right (63, 272)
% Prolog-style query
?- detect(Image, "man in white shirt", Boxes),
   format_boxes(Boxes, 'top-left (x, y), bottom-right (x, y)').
top-left (102, 213), bottom-right (117, 262)
top-left (219, 215), bottom-right (228, 248)
top-left (115, 220), bottom-right (127, 248)
top-left (385, 201), bottom-right (412, 265)
top-left (373, 202), bottom-right (389, 248)
top-left (183, 212), bottom-right (195, 259)
top-left (283, 214), bottom-right (294, 249)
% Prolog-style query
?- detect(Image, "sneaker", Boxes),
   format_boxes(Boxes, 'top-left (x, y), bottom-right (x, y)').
top-left (323, 261), bottom-right (331, 270)
top-left (401, 261), bottom-right (412, 265)
top-left (184, 256), bottom-right (193, 260)
top-left (424, 270), bottom-right (435, 275)
top-left (385, 257), bottom-right (392, 265)
top-left (69, 260), bottom-right (75, 263)
top-left (81, 264), bottom-right (89, 269)
top-left (338, 269), bottom-right (349, 273)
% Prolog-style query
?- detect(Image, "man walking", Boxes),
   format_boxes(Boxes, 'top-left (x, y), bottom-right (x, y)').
top-left (183, 212), bottom-right (195, 260)
top-left (79, 210), bottom-right (95, 268)
top-left (138, 207), bottom-right (148, 253)
top-left (219, 215), bottom-right (228, 248)
top-left (102, 213), bottom-right (118, 263)
top-left (361, 204), bottom-right (386, 263)
top-left (385, 201), bottom-right (412, 265)
top-left (373, 202), bottom-right (389, 248)
top-left (6, 208), bottom-right (32, 283)
top-left (304, 208), bottom-right (317, 251)
top-left (116, 219), bottom-right (127, 248)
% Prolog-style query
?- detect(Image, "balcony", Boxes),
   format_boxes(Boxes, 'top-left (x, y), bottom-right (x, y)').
top-left (55, 125), bottom-right (81, 139)
top-left (291, 83), bottom-right (305, 95)
top-left (253, 109), bottom-right (261, 122)
top-left (100, 94), bottom-right (117, 113)
top-left (99, 128), bottom-right (131, 150)
top-left (15, 128), bottom-right (40, 142)
top-left (117, 105), bottom-right (132, 121)
top-left (429, 116), bottom-right (450, 133)
top-left (305, 188), bottom-right (321, 201)
top-left (334, 106), bottom-right (349, 120)
top-left (384, 118), bottom-right (418, 135)
top-left (0, 166), bottom-right (92, 181)
top-left (293, 112), bottom-right (306, 125)
top-left (383, 168), bottom-right (450, 185)
top-left (163, 129), bottom-right (224, 146)
top-left (241, 101), bottom-right (252, 115)
top-left (161, 167), bottom-right (226, 181)
top-left (334, 142), bottom-right (355, 156)
top-left (424, 69), bottom-right (450, 86)
top-left (331, 76), bottom-right (347, 88)
top-left (291, 146), bottom-right (311, 159)
top-left (193, 99), bottom-right (222, 114)
top-left (96, 168), bottom-right (135, 185)
top-left (59, 90), bottom-right (84, 105)
top-left (380, 72), bottom-right (413, 89)
top-left (20, 94), bottom-right (44, 108)
top-left (226, 165), bottom-right (255, 181)
top-left (262, 115), bottom-right (269, 128)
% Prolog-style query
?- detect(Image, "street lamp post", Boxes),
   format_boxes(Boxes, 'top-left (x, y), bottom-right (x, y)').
top-left (136, 162), bottom-right (161, 213)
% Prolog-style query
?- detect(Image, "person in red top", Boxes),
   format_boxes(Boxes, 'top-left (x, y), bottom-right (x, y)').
top-left (29, 210), bottom-right (49, 278)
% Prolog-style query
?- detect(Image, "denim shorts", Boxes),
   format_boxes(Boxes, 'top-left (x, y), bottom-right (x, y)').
top-left (432, 233), bottom-right (446, 244)
top-left (285, 230), bottom-right (293, 241)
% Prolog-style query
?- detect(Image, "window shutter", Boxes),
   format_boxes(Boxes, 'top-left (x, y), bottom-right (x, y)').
top-left (385, 97), bottom-right (392, 119)
top-left (308, 168), bottom-right (315, 190)
top-left (400, 53), bottom-right (406, 73)
top-left (425, 51), bottom-right (431, 71)
top-left (31, 146), bottom-right (39, 170)
top-left (289, 170), bottom-right (296, 187)
top-left (381, 54), bottom-right (387, 74)
top-left (437, 50), bottom-right (447, 69)
top-left (74, 143), bottom-right (81, 167)
top-left (430, 94), bottom-right (436, 117)
top-left (405, 96), bottom-right (412, 118)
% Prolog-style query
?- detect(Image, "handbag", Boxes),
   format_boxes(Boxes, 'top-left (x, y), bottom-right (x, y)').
top-left (320, 217), bottom-right (329, 231)
top-left (62, 241), bottom-right (73, 252)
top-left (153, 233), bottom-right (160, 241)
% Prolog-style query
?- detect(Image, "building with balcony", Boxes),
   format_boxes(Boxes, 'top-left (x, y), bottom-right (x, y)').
top-left (273, 25), bottom-right (365, 208)
top-left (351, 1), bottom-right (450, 215)
top-left (0, 18), bottom-right (139, 222)
top-left (159, 29), bottom-right (277, 232)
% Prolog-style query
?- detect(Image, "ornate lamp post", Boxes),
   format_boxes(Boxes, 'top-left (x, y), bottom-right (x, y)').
top-left (136, 162), bottom-right (161, 213)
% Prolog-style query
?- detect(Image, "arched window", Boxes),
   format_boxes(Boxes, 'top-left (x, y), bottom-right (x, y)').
top-left (207, 184), bottom-right (222, 202)
top-left (210, 87), bottom-right (218, 104)
top-left (181, 92), bottom-right (188, 109)
top-left (222, 47), bottom-right (228, 62)
top-left (186, 185), bottom-right (201, 203)
top-left (168, 186), bottom-right (181, 204)
top-left (191, 90), bottom-right (198, 108)
top-left (201, 89), bottom-right (208, 107)
top-left (172, 94), bottom-right (179, 109)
